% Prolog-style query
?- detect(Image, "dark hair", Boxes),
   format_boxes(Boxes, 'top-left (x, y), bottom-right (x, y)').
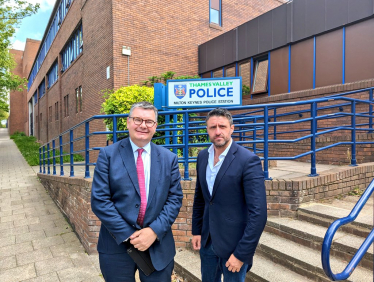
top-left (129, 101), bottom-right (158, 120)
top-left (206, 108), bottom-right (233, 125)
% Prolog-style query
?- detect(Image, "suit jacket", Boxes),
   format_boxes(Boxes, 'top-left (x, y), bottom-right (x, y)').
top-left (192, 141), bottom-right (267, 265)
top-left (91, 138), bottom-right (183, 271)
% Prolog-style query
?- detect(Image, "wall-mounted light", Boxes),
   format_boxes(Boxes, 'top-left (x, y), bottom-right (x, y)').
top-left (122, 46), bottom-right (131, 56)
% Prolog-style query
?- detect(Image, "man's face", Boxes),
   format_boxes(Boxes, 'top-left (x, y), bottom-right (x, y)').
top-left (127, 108), bottom-right (157, 146)
top-left (206, 115), bottom-right (234, 148)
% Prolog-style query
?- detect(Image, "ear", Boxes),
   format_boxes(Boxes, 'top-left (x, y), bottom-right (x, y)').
top-left (230, 124), bottom-right (235, 133)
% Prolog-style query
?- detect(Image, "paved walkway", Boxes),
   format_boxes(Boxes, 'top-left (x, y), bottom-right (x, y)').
top-left (0, 129), bottom-right (103, 282)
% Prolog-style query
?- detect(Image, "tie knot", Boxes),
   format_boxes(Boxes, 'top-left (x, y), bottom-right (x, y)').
top-left (137, 148), bottom-right (144, 155)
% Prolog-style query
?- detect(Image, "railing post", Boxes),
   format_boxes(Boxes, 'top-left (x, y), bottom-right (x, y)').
top-left (273, 108), bottom-right (277, 140)
top-left (47, 143), bottom-right (50, 175)
top-left (183, 112), bottom-right (191, 180)
top-left (309, 102), bottom-right (319, 176)
top-left (165, 114), bottom-right (170, 146)
top-left (350, 101), bottom-right (357, 166)
top-left (52, 140), bottom-right (56, 175)
top-left (112, 116), bottom-right (117, 143)
top-left (85, 121), bottom-right (90, 178)
top-left (369, 89), bottom-right (373, 133)
top-left (59, 135), bottom-right (64, 176)
top-left (43, 146), bottom-right (46, 174)
top-left (264, 107), bottom-right (271, 180)
top-left (70, 129), bottom-right (74, 177)
top-left (253, 118), bottom-right (257, 153)
top-left (173, 114), bottom-right (178, 155)
top-left (39, 147), bottom-right (42, 173)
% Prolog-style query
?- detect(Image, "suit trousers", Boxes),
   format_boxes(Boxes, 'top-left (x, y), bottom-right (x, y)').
top-left (99, 252), bottom-right (174, 282)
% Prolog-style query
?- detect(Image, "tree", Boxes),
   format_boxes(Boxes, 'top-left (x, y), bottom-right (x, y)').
top-left (0, 0), bottom-right (39, 114)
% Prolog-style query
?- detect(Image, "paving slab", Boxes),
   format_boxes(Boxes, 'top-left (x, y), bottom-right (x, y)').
top-left (0, 129), bottom-right (101, 281)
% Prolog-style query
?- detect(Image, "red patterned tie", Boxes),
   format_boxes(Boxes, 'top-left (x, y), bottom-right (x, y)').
top-left (136, 148), bottom-right (147, 227)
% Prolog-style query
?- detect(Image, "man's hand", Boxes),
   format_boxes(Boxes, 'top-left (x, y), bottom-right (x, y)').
top-left (191, 235), bottom-right (201, 250)
top-left (129, 227), bottom-right (157, 251)
top-left (225, 254), bottom-right (244, 273)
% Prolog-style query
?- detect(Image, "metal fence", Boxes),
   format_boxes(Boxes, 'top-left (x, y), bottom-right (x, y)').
top-left (39, 87), bottom-right (374, 180)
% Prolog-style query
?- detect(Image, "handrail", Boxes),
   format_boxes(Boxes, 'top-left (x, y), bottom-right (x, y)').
top-left (38, 88), bottom-right (374, 180)
top-left (321, 178), bottom-right (374, 281)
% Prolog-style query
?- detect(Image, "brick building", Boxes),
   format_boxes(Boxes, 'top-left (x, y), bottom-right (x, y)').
top-left (8, 39), bottom-right (40, 135)
top-left (14, 0), bottom-right (284, 143)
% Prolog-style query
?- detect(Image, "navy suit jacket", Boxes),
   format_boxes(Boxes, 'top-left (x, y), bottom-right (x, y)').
top-left (192, 141), bottom-right (267, 265)
top-left (91, 138), bottom-right (183, 271)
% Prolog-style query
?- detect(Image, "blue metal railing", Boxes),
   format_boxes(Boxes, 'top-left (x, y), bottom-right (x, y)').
top-left (321, 178), bottom-right (374, 281)
top-left (38, 88), bottom-right (374, 180)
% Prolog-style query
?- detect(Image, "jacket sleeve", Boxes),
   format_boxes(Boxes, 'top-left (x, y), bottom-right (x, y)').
top-left (233, 154), bottom-right (267, 265)
top-left (91, 148), bottom-right (136, 245)
top-left (149, 154), bottom-right (183, 243)
top-left (192, 153), bottom-right (204, 235)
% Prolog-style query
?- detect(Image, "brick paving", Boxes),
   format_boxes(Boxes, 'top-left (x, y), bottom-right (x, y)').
top-left (0, 129), bottom-right (103, 282)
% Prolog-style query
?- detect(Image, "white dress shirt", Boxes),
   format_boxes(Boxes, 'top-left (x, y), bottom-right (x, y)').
top-left (206, 139), bottom-right (233, 196)
top-left (129, 138), bottom-right (151, 200)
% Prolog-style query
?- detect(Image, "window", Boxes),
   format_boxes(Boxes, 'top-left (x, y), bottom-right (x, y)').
top-left (28, 0), bottom-right (75, 90)
top-left (252, 57), bottom-right (268, 94)
top-left (33, 91), bottom-right (38, 104)
top-left (212, 69), bottom-right (223, 78)
top-left (61, 24), bottom-right (83, 72)
top-left (47, 61), bottom-right (58, 88)
top-left (49, 106), bottom-right (52, 122)
top-left (76, 86), bottom-right (82, 113)
top-left (210, 0), bottom-right (221, 25)
top-left (38, 80), bottom-right (46, 98)
top-left (239, 61), bottom-right (251, 95)
top-left (55, 102), bottom-right (59, 120)
top-left (79, 86), bottom-right (82, 112)
top-left (225, 65), bottom-right (235, 77)
top-left (64, 95), bottom-right (69, 117)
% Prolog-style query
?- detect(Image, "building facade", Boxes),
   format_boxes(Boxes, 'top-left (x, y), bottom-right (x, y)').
top-left (8, 39), bottom-right (40, 135)
top-left (19, 0), bottom-right (284, 144)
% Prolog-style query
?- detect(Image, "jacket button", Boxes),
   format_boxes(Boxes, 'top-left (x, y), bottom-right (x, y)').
top-left (135, 204), bottom-right (139, 208)
top-left (210, 202), bottom-right (213, 205)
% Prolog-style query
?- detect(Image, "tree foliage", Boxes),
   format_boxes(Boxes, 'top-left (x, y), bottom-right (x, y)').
top-left (0, 0), bottom-right (40, 114)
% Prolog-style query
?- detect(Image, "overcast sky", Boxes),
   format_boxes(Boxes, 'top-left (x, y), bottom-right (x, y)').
top-left (11, 0), bottom-right (56, 50)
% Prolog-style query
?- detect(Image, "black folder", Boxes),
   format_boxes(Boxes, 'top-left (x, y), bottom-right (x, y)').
top-left (125, 241), bottom-right (155, 276)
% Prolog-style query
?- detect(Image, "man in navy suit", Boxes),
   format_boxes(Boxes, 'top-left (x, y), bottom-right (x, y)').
top-left (192, 108), bottom-right (267, 282)
top-left (91, 101), bottom-right (183, 282)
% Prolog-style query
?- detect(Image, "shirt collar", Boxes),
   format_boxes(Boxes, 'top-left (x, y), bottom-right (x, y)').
top-left (129, 138), bottom-right (151, 154)
top-left (208, 138), bottom-right (233, 159)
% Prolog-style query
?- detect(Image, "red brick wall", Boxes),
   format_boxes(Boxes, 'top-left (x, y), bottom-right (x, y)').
top-left (9, 50), bottom-right (25, 135)
top-left (37, 162), bottom-right (374, 251)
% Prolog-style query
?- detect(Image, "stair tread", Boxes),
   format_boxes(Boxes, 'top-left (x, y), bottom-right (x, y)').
top-left (259, 232), bottom-right (372, 281)
top-left (298, 203), bottom-right (372, 228)
top-left (268, 217), bottom-right (373, 255)
top-left (250, 255), bottom-right (314, 282)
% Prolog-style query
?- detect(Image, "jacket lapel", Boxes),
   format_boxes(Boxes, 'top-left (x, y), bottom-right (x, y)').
top-left (211, 142), bottom-right (237, 199)
top-left (147, 143), bottom-right (161, 208)
top-left (118, 138), bottom-right (140, 197)
top-left (199, 150), bottom-right (210, 197)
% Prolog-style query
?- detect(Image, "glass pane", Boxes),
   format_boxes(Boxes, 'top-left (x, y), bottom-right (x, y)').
top-left (213, 69), bottom-right (223, 78)
top-left (210, 8), bottom-right (219, 25)
top-left (253, 60), bottom-right (268, 93)
top-left (225, 66), bottom-right (235, 77)
top-left (239, 61), bottom-right (251, 95)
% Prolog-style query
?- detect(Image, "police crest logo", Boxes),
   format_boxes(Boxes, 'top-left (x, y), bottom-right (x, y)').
top-left (174, 84), bottom-right (187, 99)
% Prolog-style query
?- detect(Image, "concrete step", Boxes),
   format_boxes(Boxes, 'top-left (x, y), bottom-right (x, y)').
top-left (174, 247), bottom-right (313, 282)
top-left (266, 217), bottom-right (373, 270)
top-left (247, 255), bottom-right (314, 282)
top-left (297, 203), bottom-right (372, 238)
top-left (258, 232), bottom-right (372, 282)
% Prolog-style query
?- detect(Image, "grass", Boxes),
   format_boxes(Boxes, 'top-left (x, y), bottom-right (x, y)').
top-left (11, 132), bottom-right (84, 166)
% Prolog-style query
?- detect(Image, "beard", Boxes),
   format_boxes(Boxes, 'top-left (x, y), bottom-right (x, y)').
top-left (212, 136), bottom-right (230, 148)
